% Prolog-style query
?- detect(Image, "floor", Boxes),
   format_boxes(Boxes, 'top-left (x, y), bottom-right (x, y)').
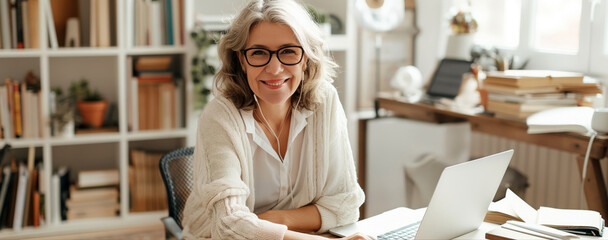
top-left (24, 222), bottom-right (165, 240)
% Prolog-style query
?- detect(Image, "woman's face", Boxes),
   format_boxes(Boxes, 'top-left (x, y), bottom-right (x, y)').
top-left (240, 21), bottom-right (306, 106)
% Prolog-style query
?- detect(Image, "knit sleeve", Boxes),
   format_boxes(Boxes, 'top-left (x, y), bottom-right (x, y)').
top-left (182, 98), bottom-right (288, 239)
top-left (313, 86), bottom-right (366, 233)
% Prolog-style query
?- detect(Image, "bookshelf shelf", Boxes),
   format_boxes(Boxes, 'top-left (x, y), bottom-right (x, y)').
top-left (0, 49), bottom-right (44, 58)
top-left (326, 34), bottom-right (349, 51)
top-left (126, 46), bottom-right (189, 55)
top-left (127, 129), bottom-right (190, 141)
top-left (0, 211), bottom-right (165, 239)
top-left (47, 47), bottom-right (122, 57)
top-left (47, 133), bottom-right (122, 146)
top-left (0, 0), bottom-right (193, 238)
top-left (0, 138), bottom-right (46, 148)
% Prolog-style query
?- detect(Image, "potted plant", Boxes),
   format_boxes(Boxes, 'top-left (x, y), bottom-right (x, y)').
top-left (50, 87), bottom-right (76, 137)
top-left (306, 5), bottom-right (331, 38)
top-left (191, 29), bottom-right (221, 109)
top-left (70, 79), bottom-right (107, 128)
top-left (445, 10), bottom-right (478, 60)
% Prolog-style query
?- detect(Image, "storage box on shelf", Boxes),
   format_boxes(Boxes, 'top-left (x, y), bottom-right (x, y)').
top-left (0, 0), bottom-right (193, 238)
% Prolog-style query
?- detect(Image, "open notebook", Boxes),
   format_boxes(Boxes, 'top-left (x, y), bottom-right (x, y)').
top-left (526, 107), bottom-right (594, 135)
top-left (485, 189), bottom-right (604, 237)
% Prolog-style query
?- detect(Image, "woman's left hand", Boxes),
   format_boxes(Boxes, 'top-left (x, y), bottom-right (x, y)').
top-left (339, 232), bottom-right (375, 240)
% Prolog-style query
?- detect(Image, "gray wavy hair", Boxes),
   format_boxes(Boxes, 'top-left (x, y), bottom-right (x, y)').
top-left (214, 0), bottom-right (338, 111)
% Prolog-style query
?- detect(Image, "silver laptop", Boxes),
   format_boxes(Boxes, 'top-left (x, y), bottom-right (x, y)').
top-left (330, 149), bottom-right (513, 239)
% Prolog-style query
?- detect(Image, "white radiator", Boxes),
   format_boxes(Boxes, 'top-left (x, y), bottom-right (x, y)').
top-left (470, 132), bottom-right (608, 209)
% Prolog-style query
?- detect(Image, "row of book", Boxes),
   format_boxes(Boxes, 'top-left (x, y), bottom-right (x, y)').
top-left (0, 0), bottom-right (40, 49)
top-left (1, 147), bottom-right (172, 230)
top-left (0, 0), bottom-right (114, 49)
top-left (46, 0), bottom-right (115, 48)
top-left (0, 146), bottom-right (44, 231)
top-left (3, 67), bottom-right (184, 140)
top-left (1, 74), bottom-right (43, 140)
top-left (132, 0), bottom-right (185, 47)
top-left (128, 55), bottom-right (184, 131)
top-left (482, 70), bottom-right (602, 121)
top-left (129, 149), bottom-right (167, 212)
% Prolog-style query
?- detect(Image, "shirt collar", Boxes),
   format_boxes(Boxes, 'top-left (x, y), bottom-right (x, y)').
top-left (241, 109), bottom-right (256, 134)
top-left (240, 107), bottom-right (313, 135)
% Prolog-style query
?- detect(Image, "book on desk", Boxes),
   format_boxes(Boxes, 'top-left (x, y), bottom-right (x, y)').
top-left (485, 189), bottom-right (604, 238)
top-left (482, 70), bottom-right (601, 121)
top-left (525, 106), bottom-right (594, 135)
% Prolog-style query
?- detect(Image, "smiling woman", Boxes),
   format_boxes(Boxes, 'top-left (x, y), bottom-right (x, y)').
top-left (180, 0), bottom-right (367, 240)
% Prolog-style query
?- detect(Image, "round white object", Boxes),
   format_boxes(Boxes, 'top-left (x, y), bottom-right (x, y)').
top-left (592, 108), bottom-right (608, 133)
top-left (354, 0), bottom-right (405, 32)
top-left (390, 65), bottom-right (423, 102)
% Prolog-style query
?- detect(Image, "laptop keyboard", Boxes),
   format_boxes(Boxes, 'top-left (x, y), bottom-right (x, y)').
top-left (377, 221), bottom-right (421, 240)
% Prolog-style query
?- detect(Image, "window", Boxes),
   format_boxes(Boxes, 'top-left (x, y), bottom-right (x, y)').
top-left (532, 0), bottom-right (581, 53)
top-left (590, 0), bottom-right (608, 76)
top-left (451, 0), bottom-right (521, 49)
top-left (450, 0), bottom-right (608, 77)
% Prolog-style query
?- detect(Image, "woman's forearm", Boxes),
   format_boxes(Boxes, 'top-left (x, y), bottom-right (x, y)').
top-left (283, 230), bottom-right (328, 240)
top-left (257, 204), bottom-right (322, 233)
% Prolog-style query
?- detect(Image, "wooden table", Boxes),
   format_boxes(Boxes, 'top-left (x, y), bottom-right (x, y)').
top-left (357, 96), bottom-right (608, 218)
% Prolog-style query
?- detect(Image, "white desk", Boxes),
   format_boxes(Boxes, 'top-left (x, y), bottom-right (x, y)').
top-left (455, 222), bottom-right (608, 240)
top-left (334, 207), bottom-right (608, 239)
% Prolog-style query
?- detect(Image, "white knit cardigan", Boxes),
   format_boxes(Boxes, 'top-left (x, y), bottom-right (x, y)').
top-left (181, 82), bottom-right (365, 239)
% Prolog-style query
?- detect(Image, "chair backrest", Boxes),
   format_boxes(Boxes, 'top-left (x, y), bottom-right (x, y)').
top-left (159, 147), bottom-right (194, 229)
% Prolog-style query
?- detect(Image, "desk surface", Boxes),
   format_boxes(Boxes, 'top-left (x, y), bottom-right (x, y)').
top-left (338, 207), bottom-right (607, 239)
top-left (358, 96), bottom-right (608, 220)
top-left (375, 97), bottom-right (608, 159)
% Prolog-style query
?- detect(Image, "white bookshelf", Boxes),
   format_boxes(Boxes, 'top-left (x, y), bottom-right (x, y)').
top-left (326, 34), bottom-right (350, 51)
top-left (0, 0), bottom-right (194, 238)
top-left (0, 211), bottom-right (166, 239)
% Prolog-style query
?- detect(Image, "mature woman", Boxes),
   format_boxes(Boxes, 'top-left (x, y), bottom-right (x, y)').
top-left (182, 0), bottom-right (366, 239)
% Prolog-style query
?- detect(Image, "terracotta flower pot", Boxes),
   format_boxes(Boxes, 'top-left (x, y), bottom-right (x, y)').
top-left (77, 100), bottom-right (108, 128)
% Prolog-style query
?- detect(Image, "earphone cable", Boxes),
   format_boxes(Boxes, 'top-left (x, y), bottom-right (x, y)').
top-left (579, 131), bottom-right (597, 208)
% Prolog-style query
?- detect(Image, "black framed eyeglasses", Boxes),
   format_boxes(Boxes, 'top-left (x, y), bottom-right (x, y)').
top-left (241, 46), bottom-right (304, 67)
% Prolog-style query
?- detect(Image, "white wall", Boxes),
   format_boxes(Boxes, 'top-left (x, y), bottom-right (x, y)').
top-left (414, 0), bottom-right (452, 84)
top-left (194, 1), bottom-right (247, 16)
top-left (193, 0), bottom-right (347, 23)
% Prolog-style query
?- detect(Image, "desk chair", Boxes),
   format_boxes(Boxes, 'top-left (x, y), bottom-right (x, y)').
top-left (159, 147), bottom-right (194, 240)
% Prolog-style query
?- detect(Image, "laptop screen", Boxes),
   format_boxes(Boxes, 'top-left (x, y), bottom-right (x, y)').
top-left (426, 59), bottom-right (473, 99)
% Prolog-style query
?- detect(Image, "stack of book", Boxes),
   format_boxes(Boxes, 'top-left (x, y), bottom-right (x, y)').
top-left (65, 169), bottom-right (119, 220)
top-left (483, 70), bottom-right (602, 121)
top-left (129, 149), bottom-right (168, 212)
top-left (128, 56), bottom-right (183, 131)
